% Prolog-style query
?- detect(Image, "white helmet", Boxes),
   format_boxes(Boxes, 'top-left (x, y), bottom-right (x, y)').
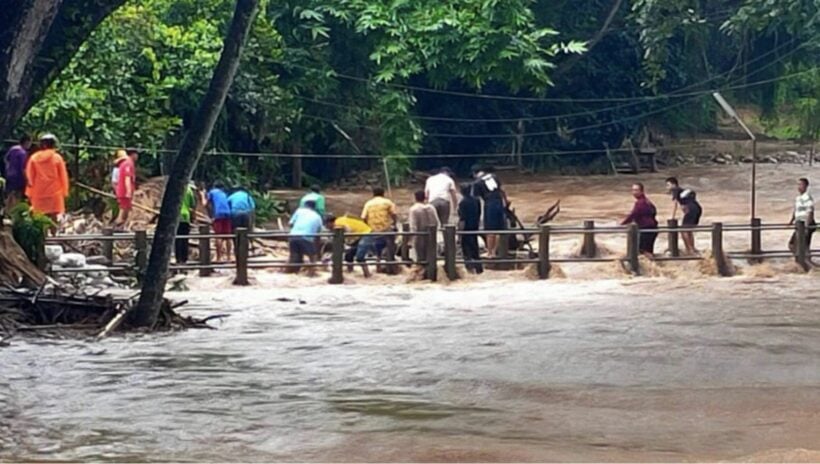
top-left (39, 133), bottom-right (59, 143)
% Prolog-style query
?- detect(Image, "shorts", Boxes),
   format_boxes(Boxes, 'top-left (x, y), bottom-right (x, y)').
top-left (231, 213), bottom-right (251, 230)
top-left (117, 197), bottom-right (132, 210)
top-left (682, 203), bottom-right (702, 226)
top-left (639, 230), bottom-right (658, 255)
top-left (484, 200), bottom-right (506, 231)
top-left (213, 218), bottom-right (232, 235)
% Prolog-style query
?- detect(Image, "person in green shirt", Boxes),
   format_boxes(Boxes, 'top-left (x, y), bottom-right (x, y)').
top-left (299, 185), bottom-right (326, 218)
top-left (175, 183), bottom-right (197, 264)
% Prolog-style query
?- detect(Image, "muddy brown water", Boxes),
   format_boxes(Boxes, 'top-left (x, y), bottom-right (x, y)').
top-left (2, 276), bottom-right (820, 462)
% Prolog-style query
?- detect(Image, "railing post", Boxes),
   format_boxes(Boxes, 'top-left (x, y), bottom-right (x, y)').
top-left (198, 224), bottom-right (212, 277)
top-left (582, 220), bottom-right (596, 258)
top-left (667, 219), bottom-right (680, 257)
top-left (795, 220), bottom-right (810, 272)
top-left (712, 222), bottom-right (730, 276)
top-left (102, 227), bottom-right (114, 264)
top-left (626, 224), bottom-right (640, 275)
top-left (400, 222), bottom-right (411, 265)
top-left (538, 225), bottom-right (551, 279)
top-left (234, 227), bottom-right (249, 286)
top-left (385, 235), bottom-right (398, 275)
top-left (496, 229), bottom-right (511, 270)
top-left (134, 230), bottom-right (147, 279)
top-left (444, 225), bottom-right (458, 281)
top-left (750, 217), bottom-right (762, 263)
top-left (425, 225), bottom-right (438, 282)
top-left (329, 227), bottom-right (344, 284)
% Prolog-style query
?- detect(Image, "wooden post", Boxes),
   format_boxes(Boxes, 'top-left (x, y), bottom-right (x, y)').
top-left (497, 230), bottom-right (509, 259)
top-left (102, 227), bottom-right (114, 264)
top-left (134, 230), bottom-right (147, 279)
top-left (198, 224), bottom-right (212, 277)
top-left (329, 227), bottom-right (344, 284)
top-left (425, 225), bottom-right (438, 281)
top-left (626, 224), bottom-right (640, 275)
top-left (234, 227), bottom-right (249, 286)
top-left (400, 222), bottom-right (411, 265)
top-left (582, 220), bottom-right (596, 258)
top-left (750, 217), bottom-right (762, 263)
top-left (712, 222), bottom-right (730, 276)
top-left (795, 220), bottom-right (810, 272)
top-left (444, 225), bottom-right (457, 281)
top-left (538, 225), bottom-right (551, 279)
top-left (385, 235), bottom-right (397, 275)
top-left (667, 219), bottom-right (680, 257)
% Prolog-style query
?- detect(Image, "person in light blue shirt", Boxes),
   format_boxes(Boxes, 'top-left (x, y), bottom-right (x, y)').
top-left (288, 200), bottom-right (323, 274)
top-left (227, 186), bottom-right (256, 231)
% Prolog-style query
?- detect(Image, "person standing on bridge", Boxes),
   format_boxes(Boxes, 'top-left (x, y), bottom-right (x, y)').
top-left (175, 182), bottom-right (197, 266)
top-left (473, 165), bottom-right (508, 258)
top-left (206, 181), bottom-right (233, 262)
top-left (228, 186), bottom-right (256, 231)
top-left (25, 133), bottom-right (69, 234)
top-left (788, 177), bottom-right (815, 253)
top-left (288, 199), bottom-right (323, 275)
top-left (425, 167), bottom-right (458, 225)
top-left (299, 184), bottom-right (326, 218)
top-left (4, 134), bottom-right (32, 211)
top-left (409, 189), bottom-right (440, 275)
top-left (458, 183), bottom-right (483, 274)
top-left (621, 182), bottom-right (658, 258)
top-left (358, 186), bottom-right (397, 277)
top-left (666, 177), bottom-right (702, 255)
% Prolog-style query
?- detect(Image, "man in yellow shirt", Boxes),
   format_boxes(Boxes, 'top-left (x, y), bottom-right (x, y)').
top-left (356, 187), bottom-right (398, 276)
top-left (326, 214), bottom-right (372, 267)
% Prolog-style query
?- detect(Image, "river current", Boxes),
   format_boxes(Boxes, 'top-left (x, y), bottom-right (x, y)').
top-left (2, 276), bottom-right (820, 461)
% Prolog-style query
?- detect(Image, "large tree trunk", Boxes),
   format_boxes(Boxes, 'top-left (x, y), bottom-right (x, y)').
top-left (0, 0), bottom-right (128, 139)
top-left (0, 226), bottom-right (47, 288)
top-left (132, 0), bottom-right (259, 327)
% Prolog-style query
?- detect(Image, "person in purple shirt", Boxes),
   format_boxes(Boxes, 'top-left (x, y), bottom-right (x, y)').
top-left (621, 182), bottom-right (659, 257)
top-left (3, 134), bottom-right (32, 210)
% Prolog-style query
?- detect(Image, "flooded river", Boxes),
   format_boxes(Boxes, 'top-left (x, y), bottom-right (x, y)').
top-left (3, 276), bottom-right (820, 461)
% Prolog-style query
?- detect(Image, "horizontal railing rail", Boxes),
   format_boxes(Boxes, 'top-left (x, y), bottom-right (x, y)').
top-left (41, 218), bottom-right (813, 284)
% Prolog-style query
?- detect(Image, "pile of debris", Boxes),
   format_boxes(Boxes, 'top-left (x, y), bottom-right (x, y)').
top-left (0, 285), bottom-right (214, 344)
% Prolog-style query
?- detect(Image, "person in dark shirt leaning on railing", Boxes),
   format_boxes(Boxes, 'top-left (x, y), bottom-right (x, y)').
top-left (621, 182), bottom-right (659, 258)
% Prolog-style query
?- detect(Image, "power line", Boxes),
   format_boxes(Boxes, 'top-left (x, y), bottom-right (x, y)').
top-left (287, 38), bottom-right (804, 124)
top-left (298, 69), bottom-right (816, 139)
top-left (51, 67), bottom-right (815, 158)
top-left (56, 141), bottom-right (712, 160)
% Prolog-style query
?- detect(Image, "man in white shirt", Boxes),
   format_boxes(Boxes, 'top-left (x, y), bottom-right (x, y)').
top-left (424, 167), bottom-right (458, 225)
top-left (789, 177), bottom-right (815, 252)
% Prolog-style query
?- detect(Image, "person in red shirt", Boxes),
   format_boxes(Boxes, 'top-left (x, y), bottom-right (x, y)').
top-left (621, 183), bottom-right (658, 258)
top-left (114, 149), bottom-right (138, 229)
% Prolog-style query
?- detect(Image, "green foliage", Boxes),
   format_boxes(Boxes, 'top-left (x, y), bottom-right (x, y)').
top-left (252, 190), bottom-right (282, 223)
top-left (10, 203), bottom-right (54, 265)
top-left (15, 0), bottom-right (820, 185)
